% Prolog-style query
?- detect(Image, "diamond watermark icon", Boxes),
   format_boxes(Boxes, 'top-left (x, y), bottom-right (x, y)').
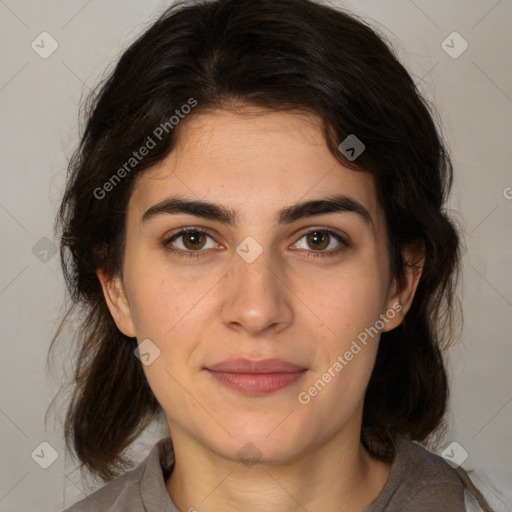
top-left (31, 441), bottom-right (58, 469)
top-left (338, 134), bottom-right (365, 161)
top-left (441, 32), bottom-right (468, 59)
top-left (236, 236), bottom-right (263, 263)
top-left (441, 441), bottom-right (469, 468)
top-left (32, 236), bottom-right (58, 263)
top-left (134, 338), bottom-right (161, 366)
top-left (31, 32), bottom-right (59, 59)
top-left (237, 442), bottom-right (263, 467)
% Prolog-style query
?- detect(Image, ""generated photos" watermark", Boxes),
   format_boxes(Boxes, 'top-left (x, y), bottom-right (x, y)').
top-left (298, 302), bottom-right (402, 405)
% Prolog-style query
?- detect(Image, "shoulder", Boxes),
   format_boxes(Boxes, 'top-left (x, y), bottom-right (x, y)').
top-left (60, 437), bottom-right (174, 512)
top-left (394, 431), bottom-right (465, 485)
top-left (60, 466), bottom-right (143, 512)
top-left (365, 430), bottom-right (468, 511)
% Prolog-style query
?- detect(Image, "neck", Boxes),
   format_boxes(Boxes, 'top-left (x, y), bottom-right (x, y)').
top-left (165, 425), bottom-right (392, 512)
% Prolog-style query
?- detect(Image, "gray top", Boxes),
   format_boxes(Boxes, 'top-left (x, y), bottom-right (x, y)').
top-left (62, 430), bottom-right (472, 511)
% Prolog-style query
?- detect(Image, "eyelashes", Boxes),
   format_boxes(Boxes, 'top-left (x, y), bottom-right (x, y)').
top-left (163, 227), bottom-right (216, 259)
top-left (162, 226), bottom-right (348, 260)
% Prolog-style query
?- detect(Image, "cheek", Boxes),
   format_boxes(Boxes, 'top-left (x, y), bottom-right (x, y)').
top-left (308, 265), bottom-right (388, 343)
top-left (122, 248), bottom-right (204, 338)
top-left (299, 264), bottom-right (388, 409)
top-left (122, 253), bottom-right (220, 406)
top-left (296, 273), bottom-right (386, 427)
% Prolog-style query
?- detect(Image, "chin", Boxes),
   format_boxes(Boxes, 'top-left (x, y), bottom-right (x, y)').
top-left (208, 423), bottom-right (306, 466)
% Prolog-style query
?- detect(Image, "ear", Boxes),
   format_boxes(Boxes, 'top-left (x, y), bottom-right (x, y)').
top-left (381, 242), bottom-right (425, 332)
top-left (96, 268), bottom-right (137, 338)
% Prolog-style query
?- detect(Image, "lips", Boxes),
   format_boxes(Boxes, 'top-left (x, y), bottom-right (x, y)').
top-left (204, 358), bottom-right (308, 395)
top-left (206, 357), bottom-right (307, 373)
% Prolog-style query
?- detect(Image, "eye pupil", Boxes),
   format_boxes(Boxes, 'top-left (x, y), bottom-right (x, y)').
top-left (183, 231), bottom-right (206, 250)
top-left (307, 231), bottom-right (329, 250)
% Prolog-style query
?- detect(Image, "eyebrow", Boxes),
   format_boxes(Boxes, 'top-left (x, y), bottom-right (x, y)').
top-left (141, 194), bottom-right (374, 230)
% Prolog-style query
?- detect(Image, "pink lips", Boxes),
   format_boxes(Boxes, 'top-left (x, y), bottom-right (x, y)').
top-left (205, 358), bottom-right (308, 395)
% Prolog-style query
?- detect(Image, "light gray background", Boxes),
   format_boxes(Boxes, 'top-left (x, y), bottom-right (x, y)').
top-left (0, 1), bottom-right (511, 510)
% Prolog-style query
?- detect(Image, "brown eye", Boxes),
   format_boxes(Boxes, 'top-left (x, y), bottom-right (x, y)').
top-left (292, 228), bottom-right (348, 258)
top-left (306, 231), bottom-right (330, 251)
top-left (182, 231), bottom-right (207, 250)
top-left (164, 228), bottom-right (217, 257)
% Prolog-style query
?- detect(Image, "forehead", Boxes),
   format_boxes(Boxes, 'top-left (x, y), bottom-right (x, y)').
top-left (129, 107), bottom-right (384, 232)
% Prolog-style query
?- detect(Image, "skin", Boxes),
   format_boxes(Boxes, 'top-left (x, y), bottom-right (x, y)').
top-left (97, 105), bottom-right (424, 512)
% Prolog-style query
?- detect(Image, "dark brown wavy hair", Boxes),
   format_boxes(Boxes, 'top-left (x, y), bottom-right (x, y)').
top-left (46, 0), bottom-right (492, 508)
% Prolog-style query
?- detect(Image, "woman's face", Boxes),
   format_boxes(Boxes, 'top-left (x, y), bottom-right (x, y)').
top-left (100, 106), bottom-right (414, 464)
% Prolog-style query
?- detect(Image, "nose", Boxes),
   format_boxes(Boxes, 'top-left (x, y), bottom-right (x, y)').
top-left (220, 244), bottom-right (294, 337)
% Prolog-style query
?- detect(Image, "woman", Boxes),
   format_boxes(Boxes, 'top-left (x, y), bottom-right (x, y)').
top-left (50, 0), bottom-right (495, 510)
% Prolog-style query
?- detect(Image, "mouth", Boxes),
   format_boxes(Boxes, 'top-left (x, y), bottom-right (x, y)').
top-left (204, 358), bottom-right (308, 395)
